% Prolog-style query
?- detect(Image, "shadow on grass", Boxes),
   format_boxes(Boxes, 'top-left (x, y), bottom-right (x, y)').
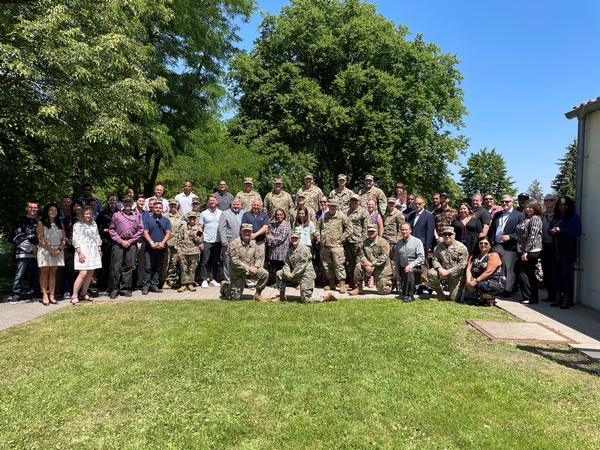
top-left (518, 345), bottom-right (600, 376)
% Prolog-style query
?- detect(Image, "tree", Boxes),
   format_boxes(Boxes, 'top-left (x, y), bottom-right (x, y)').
top-left (527, 179), bottom-right (544, 203)
top-left (551, 140), bottom-right (577, 198)
top-left (0, 0), bottom-right (253, 234)
top-left (459, 148), bottom-right (516, 200)
top-left (228, 0), bottom-right (467, 196)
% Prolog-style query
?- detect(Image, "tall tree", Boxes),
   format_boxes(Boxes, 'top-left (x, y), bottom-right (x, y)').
top-left (228, 0), bottom-right (467, 196)
top-left (527, 179), bottom-right (544, 202)
top-left (459, 148), bottom-right (516, 200)
top-left (551, 140), bottom-right (577, 198)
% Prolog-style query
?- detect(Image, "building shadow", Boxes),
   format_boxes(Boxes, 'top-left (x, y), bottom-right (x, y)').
top-left (517, 344), bottom-right (600, 376)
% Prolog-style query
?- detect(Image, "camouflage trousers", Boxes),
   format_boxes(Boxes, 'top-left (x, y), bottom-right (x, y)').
top-left (354, 263), bottom-right (393, 295)
top-left (276, 269), bottom-right (315, 303)
top-left (320, 245), bottom-right (346, 282)
top-left (161, 246), bottom-right (180, 286)
top-left (179, 253), bottom-right (199, 285)
top-left (226, 267), bottom-right (269, 300)
top-left (343, 242), bottom-right (362, 286)
top-left (427, 268), bottom-right (465, 301)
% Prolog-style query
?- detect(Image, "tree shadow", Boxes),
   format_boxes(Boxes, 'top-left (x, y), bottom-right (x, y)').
top-left (518, 345), bottom-right (600, 376)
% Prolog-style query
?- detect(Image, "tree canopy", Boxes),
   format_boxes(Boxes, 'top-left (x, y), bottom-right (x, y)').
top-left (459, 148), bottom-right (516, 200)
top-left (228, 0), bottom-right (467, 196)
top-left (551, 140), bottom-right (577, 198)
top-left (0, 0), bottom-right (253, 234)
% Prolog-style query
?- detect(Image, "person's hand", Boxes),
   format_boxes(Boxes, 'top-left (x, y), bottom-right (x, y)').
top-left (248, 266), bottom-right (258, 274)
top-left (158, 242), bottom-right (165, 249)
top-left (404, 266), bottom-right (413, 273)
top-left (437, 237), bottom-right (444, 244)
top-left (32, 246), bottom-right (38, 255)
top-left (438, 267), bottom-right (449, 278)
top-left (178, 253), bottom-right (184, 261)
top-left (552, 227), bottom-right (560, 234)
top-left (122, 240), bottom-right (130, 249)
top-left (500, 234), bottom-right (510, 242)
top-left (283, 271), bottom-right (292, 280)
top-left (468, 279), bottom-right (477, 287)
top-left (521, 253), bottom-right (528, 261)
top-left (199, 244), bottom-right (204, 252)
top-left (222, 242), bottom-right (228, 248)
top-left (98, 247), bottom-right (102, 256)
top-left (250, 233), bottom-right (256, 240)
top-left (78, 252), bottom-right (86, 263)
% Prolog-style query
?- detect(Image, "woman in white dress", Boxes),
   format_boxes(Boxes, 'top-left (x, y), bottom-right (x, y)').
top-left (36, 203), bottom-right (65, 305)
top-left (71, 206), bottom-right (102, 305)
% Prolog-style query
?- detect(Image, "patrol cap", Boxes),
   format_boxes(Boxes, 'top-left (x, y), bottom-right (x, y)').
top-left (241, 223), bottom-right (253, 232)
top-left (187, 212), bottom-right (198, 219)
top-left (297, 191), bottom-right (307, 198)
top-left (192, 197), bottom-right (200, 204)
top-left (290, 231), bottom-right (300, 239)
top-left (364, 174), bottom-right (374, 181)
top-left (273, 177), bottom-right (283, 184)
top-left (304, 173), bottom-right (313, 179)
top-left (387, 197), bottom-right (397, 204)
top-left (337, 174), bottom-right (347, 181)
top-left (328, 198), bottom-right (338, 206)
top-left (441, 226), bottom-right (455, 235)
top-left (168, 198), bottom-right (177, 205)
top-left (122, 196), bottom-right (133, 203)
top-left (243, 177), bottom-right (254, 184)
top-left (367, 224), bottom-right (378, 232)
top-left (350, 194), bottom-right (361, 201)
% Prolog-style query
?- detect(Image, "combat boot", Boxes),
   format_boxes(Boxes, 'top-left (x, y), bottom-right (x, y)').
top-left (270, 292), bottom-right (286, 302)
top-left (339, 280), bottom-right (347, 294)
top-left (188, 283), bottom-right (197, 292)
top-left (324, 279), bottom-right (336, 291)
top-left (349, 281), bottom-right (363, 296)
top-left (177, 284), bottom-right (188, 293)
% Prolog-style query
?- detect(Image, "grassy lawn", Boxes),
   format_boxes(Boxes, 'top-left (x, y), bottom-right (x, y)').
top-left (1, 299), bottom-right (599, 448)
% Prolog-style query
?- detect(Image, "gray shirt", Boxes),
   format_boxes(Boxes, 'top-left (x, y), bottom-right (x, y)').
top-left (212, 191), bottom-right (234, 211)
top-left (219, 208), bottom-right (244, 245)
top-left (393, 235), bottom-right (425, 272)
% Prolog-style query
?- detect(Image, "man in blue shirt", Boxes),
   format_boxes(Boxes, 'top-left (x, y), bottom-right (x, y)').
top-left (242, 198), bottom-right (270, 267)
top-left (142, 202), bottom-right (172, 294)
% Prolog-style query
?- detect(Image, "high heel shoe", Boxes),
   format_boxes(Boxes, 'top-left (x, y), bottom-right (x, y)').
top-left (49, 295), bottom-right (57, 305)
top-left (42, 293), bottom-right (50, 306)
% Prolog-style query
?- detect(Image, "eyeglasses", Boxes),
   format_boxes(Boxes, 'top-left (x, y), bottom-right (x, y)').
top-left (501, 200), bottom-right (512, 204)
top-left (479, 242), bottom-right (490, 247)
top-left (442, 232), bottom-right (453, 237)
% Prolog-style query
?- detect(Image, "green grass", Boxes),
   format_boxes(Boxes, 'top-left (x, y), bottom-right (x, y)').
top-left (1, 299), bottom-right (599, 449)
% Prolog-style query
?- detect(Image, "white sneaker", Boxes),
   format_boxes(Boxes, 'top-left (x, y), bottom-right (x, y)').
top-left (209, 280), bottom-right (220, 287)
top-left (201, 280), bottom-right (209, 288)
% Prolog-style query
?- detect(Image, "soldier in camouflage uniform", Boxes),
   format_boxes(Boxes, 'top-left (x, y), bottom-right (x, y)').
top-left (317, 199), bottom-right (352, 293)
top-left (329, 174), bottom-right (354, 213)
top-left (344, 194), bottom-right (370, 289)
top-left (272, 231), bottom-right (318, 303)
top-left (296, 173), bottom-right (324, 213)
top-left (382, 197), bottom-right (405, 284)
top-left (350, 224), bottom-right (393, 295)
top-left (236, 178), bottom-right (262, 212)
top-left (358, 174), bottom-right (387, 215)
top-left (162, 199), bottom-right (183, 289)
top-left (289, 191), bottom-right (317, 224)
top-left (427, 226), bottom-right (468, 301)
top-left (175, 212), bottom-right (203, 292)
top-left (433, 192), bottom-right (458, 238)
top-left (224, 223), bottom-right (269, 302)
top-left (264, 178), bottom-right (295, 221)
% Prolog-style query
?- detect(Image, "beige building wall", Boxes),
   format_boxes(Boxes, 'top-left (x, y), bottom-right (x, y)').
top-left (579, 109), bottom-right (600, 310)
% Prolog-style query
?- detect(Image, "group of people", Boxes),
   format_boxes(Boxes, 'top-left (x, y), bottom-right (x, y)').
top-left (10, 174), bottom-right (581, 308)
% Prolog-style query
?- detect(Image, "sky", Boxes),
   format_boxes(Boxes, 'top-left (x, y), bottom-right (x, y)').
top-left (232, 0), bottom-right (600, 194)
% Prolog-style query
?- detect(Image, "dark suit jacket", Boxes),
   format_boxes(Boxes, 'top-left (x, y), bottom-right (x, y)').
top-left (487, 208), bottom-right (525, 251)
top-left (408, 209), bottom-right (435, 251)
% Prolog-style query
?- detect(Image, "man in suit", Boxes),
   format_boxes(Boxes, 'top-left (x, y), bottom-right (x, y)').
top-left (407, 196), bottom-right (435, 294)
top-left (487, 194), bottom-right (524, 297)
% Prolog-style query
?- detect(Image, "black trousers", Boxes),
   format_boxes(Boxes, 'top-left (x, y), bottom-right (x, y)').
top-left (110, 243), bottom-right (138, 292)
top-left (144, 248), bottom-right (166, 289)
top-left (541, 243), bottom-right (555, 300)
top-left (200, 241), bottom-right (222, 281)
top-left (398, 266), bottom-right (423, 296)
top-left (516, 251), bottom-right (540, 302)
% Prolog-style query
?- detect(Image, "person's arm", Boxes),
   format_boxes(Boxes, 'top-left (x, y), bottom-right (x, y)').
top-left (377, 215), bottom-right (384, 237)
top-left (108, 215), bottom-right (123, 245)
top-left (340, 215), bottom-right (353, 243)
top-left (506, 212), bottom-right (524, 241)
top-left (431, 245), bottom-right (442, 270)
top-left (372, 240), bottom-right (390, 268)
top-left (426, 214), bottom-right (435, 251)
top-left (408, 239), bottom-right (425, 269)
top-left (36, 222), bottom-right (50, 252)
top-left (560, 214), bottom-right (582, 237)
top-left (448, 245), bottom-right (469, 276)
top-left (524, 216), bottom-right (542, 252)
top-left (270, 222), bottom-right (289, 246)
top-left (253, 215), bottom-right (269, 239)
top-left (474, 252), bottom-right (502, 282)
top-left (466, 256), bottom-right (474, 284)
top-left (480, 210), bottom-right (490, 237)
top-left (219, 213), bottom-right (229, 247)
top-left (230, 242), bottom-right (251, 273)
top-left (290, 246), bottom-right (312, 278)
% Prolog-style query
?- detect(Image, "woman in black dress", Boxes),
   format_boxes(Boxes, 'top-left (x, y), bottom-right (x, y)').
top-left (453, 202), bottom-right (482, 255)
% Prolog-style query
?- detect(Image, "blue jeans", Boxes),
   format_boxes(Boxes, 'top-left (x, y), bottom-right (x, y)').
top-left (12, 258), bottom-right (40, 299)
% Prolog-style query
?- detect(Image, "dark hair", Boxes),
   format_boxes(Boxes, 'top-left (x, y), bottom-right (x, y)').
top-left (41, 203), bottom-right (63, 229)
top-left (274, 208), bottom-right (287, 221)
top-left (70, 199), bottom-right (84, 218)
top-left (524, 199), bottom-right (543, 217)
top-left (82, 182), bottom-right (92, 190)
top-left (294, 207), bottom-right (310, 227)
top-left (556, 196), bottom-right (576, 219)
top-left (458, 202), bottom-right (474, 217)
top-left (472, 236), bottom-right (496, 258)
top-left (106, 193), bottom-right (118, 202)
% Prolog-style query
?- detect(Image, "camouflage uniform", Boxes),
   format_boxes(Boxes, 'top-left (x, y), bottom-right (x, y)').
top-left (226, 237), bottom-right (268, 300)
top-left (382, 207), bottom-right (405, 277)
top-left (317, 209), bottom-right (352, 283)
top-left (427, 239), bottom-right (468, 301)
top-left (359, 186), bottom-right (387, 215)
top-left (355, 236), bottom-right (393, 295)
top-left (433, 206), bottom-right (458, 235)
top-left (297, 185), bottom-right (324, 213)
top-left (162, 211), bottom-right (183, 287)
top-left (264, 190), bottom-right (295, 221)
top-left (175, 222), bottom-right (203, 285)
top-left (344, 205), bottom-right (370, 286)
top-left (276, 242), bottom-right (316, 303)
top-left (329, 187), bottom-right (354, 213)
top-left (236, 191), bottom-right (262, 212)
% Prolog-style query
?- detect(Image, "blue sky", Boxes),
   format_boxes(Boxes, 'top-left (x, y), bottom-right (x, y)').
top-left (232, 0), bottom-right (600, 193)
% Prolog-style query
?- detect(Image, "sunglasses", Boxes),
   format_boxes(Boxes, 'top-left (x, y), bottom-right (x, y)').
top-left (501, 200), bottom-right (512, 204)
top-left (479, 242), bottom-right (490, 246)
top-left (442, 232), bottom-right (453, 237)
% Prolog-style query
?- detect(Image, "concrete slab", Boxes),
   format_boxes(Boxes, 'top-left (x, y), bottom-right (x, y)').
top-left (467, 320), bottom-right (573, 344)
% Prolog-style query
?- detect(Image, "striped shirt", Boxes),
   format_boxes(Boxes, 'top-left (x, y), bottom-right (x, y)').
top-left (516, 215), bottom-right (543, 253)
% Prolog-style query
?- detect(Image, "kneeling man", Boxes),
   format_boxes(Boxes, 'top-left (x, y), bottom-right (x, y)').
top-left (350, 224), bottom-right (393, 295)
top-left (427, 226), bottom-right (468, 301)
top-left (273, 231), bottom-right (317, 303)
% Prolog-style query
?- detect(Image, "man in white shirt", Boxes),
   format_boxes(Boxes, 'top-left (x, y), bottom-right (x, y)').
top-left (144, 185), bottom-right (169, 212)
top-left (175, 180), bottom-right (199, 216)
top-left (199, 195), bottom-right (222, 288)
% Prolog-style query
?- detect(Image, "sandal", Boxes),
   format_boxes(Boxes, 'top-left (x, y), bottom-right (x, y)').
top-left (70, 297), bottom-right (80, 306)
top-left (42, 293), bottom-right (50, 306)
